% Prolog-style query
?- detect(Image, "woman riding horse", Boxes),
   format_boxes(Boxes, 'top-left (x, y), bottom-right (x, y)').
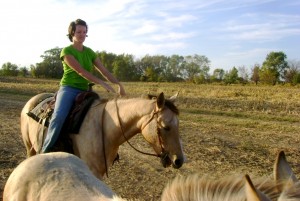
top-left (42, 18), bottom-right (126, 153)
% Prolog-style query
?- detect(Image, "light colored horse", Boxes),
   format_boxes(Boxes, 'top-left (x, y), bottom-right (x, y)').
top-left (3, 152), bottom-right (125, 201)
top-left (3, 151), bottom-right (299, 201)
top-left (20, 92), bottom-right (184, 179)
top-left (161, 151), bottom-right (300, 201)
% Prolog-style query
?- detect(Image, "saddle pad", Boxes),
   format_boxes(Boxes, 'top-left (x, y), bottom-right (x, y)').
top-left (27, 96), bottom-right (54, 127)
top-left (27, 92), bottom-right (99, 133)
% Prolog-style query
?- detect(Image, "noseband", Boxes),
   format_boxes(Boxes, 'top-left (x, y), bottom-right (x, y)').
top-left (115, 100), bottom-right (165, 158)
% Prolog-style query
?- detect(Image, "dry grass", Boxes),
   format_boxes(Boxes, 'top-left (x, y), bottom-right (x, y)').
top-left (0, 77), bottom-right (300, 200)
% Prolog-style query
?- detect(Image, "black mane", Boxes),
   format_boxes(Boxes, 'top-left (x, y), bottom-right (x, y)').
top-left (145, 94), bottom-right (179, 115)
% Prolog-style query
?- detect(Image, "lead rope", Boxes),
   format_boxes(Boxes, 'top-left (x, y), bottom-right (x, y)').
top-left (101, 102), bottom-right (109, 178)
top-left (114, 99), bottom-right (159, 157)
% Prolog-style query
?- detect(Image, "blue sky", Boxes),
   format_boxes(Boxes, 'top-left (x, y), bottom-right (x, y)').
top-left (0, 0), bottom-right (299, 72)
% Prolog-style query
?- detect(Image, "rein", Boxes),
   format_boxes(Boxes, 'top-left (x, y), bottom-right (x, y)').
top-left (101, 102), bottom-right (109, 178)
top-left (114, 99), bottom-right (164, 158)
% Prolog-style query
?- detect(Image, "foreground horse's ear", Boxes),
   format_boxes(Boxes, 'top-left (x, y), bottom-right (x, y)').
top-left (274, 151), bottom-right (298, 188)
top-left (157, 92), bottom-right (165, 109)
top-left (141, 93), bottom-right (157, 100)
top-left (245, 174), bottom-right (271, 201)
top-left (168, 92), bottom-right (179, 103)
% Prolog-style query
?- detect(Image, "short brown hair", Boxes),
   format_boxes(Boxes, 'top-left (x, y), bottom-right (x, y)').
top-left (67, 19), bottom-right (88, 42)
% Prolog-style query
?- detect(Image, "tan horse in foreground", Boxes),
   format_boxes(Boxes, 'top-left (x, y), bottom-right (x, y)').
top-left (20, 92), bottom-right (184, 179)
top-left (3, 151), bottom-right (299, 201)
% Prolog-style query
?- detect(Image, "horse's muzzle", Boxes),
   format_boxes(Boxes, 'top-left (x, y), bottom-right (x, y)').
top-left (160, 152), bottom-right (183, 169)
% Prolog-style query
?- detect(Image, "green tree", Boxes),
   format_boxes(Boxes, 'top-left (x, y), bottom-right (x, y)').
top-left (223, 67), bottom-right (238, 84)
top-left (19, 67), bottom-right (28, 77)
top-left (292, 73), bottom-right (300, 85)
top-left (251, 64), bottom-right (260, 85)
top-left (137, 54), bottom-right (186, 82)
top-left (238, 66), bottom-right (249, 84)
top-left (30, 64), bottom-right (38, 78)
top-left (144, 67), bottom-right (158, 82)
top-left (35, 47), bottom-right (63, 78)
top-left (259, 68), bottom-right (277, 85)
top-left (112, 54), bottom-right (139, 81)
top-left (165, 55), bottom-right (185, 81)
top-left (260, 51), bottom-right (288, 85)
top-left (193, 74), bottom-right (206, 84)
top-left (284, 60), bottom-right (300, 85)
top-left (138, 55), bottom-right (165, 82)
top-left (97, 51), bottom-right (118, 73)
top-left (0, 62), bottom-right (19, 76)
top-left (183, 54), bottom-right (210, 82)
top-left (211, 68), bottom-right (225, 82)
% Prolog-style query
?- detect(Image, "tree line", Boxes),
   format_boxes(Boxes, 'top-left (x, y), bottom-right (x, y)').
top-left (1, 47), bottom-right (300, 85)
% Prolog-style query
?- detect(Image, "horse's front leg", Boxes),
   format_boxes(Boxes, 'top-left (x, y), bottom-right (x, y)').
top-left (71, 134), bottom-right (106, 180)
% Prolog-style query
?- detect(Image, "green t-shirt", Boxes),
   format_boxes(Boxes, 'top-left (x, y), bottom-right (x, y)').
top-left (60, 45), bottom-right (97, 90)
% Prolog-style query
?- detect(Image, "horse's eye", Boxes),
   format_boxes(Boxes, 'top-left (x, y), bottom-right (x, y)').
top-left (163, 126), bottom-right (170, 131)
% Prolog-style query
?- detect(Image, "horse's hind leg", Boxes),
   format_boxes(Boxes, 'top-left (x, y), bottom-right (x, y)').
top-left (21, 119), bottom-right (37, 157)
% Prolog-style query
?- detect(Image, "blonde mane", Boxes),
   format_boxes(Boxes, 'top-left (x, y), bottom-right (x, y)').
top-left (161, 151), bottom-right (300, 201)
top-left (161, 174), bottom-right (282, 201)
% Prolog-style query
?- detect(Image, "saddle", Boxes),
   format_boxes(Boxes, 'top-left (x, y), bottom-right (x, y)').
top-left (27, 91), bottom-right (100, 153)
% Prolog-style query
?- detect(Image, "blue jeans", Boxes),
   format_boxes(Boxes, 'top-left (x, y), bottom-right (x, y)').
top-left (42, 86), bottom-right (84, 153)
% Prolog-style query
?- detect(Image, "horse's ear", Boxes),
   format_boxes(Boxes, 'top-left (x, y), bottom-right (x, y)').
top-left (168, 92), bottom-right (179, 103)
top-left (245, 174), bottom-right (271, 201)
top-left (141, 93), bottom-right (157, 100)
top-left (156, 92), bottom-right (165, 109)
top-left (274, 151), bottom-right (298, 187)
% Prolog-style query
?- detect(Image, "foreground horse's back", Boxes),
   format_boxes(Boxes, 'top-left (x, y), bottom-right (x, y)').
top-left (20, 93), bottom-right (54, 157)
top-left (3, 152), bottom-right (124, 201)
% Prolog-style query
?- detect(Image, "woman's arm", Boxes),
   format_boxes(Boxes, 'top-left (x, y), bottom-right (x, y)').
top-left (93, 58), bottom-right (126, 96)
top-left (63, 55), bottom-right (116, 93)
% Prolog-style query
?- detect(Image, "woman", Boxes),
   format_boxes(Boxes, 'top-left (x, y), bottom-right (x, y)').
top-left (42, 19), bottom-right (126, 153)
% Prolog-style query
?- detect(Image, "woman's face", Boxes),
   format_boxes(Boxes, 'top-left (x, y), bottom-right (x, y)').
top-left (73, 25), bottom-right (87, 43)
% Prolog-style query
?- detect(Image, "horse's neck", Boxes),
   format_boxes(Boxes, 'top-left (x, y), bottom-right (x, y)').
top-left (107, 98), bottom-right (155, 139)
top-left (115, 98), bottom-right (155, 120)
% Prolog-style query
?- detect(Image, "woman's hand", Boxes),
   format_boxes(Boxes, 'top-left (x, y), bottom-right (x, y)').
top-left (118, 84), bottom-right (126, 96)
top-left (98, 79), bottom-right (116, 93)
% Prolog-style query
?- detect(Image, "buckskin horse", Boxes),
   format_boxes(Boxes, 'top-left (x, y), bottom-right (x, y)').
top-left (20, 92), bottom-right (184, 179)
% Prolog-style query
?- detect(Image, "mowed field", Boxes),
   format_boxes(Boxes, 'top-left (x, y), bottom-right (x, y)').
top-left (1, 76), bottom-right (300, 200)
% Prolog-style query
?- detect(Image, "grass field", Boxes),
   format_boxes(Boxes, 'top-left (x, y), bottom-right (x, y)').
top-left (1, 76), bottom-right (300, 200)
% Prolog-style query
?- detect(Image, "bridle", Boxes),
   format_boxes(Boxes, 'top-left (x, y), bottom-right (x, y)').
top-left (114, 99), bottom-right (166, 158)
top-left (101, 99), bottom-right (168, 177)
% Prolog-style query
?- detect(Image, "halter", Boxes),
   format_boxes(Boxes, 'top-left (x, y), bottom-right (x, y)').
top-left (101, 99), bottom-right (166, 178)
top-left (114, 99), bottom-right (166, 158)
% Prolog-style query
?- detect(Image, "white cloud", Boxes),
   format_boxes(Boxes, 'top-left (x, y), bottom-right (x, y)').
top-left (132, 20), bottom-right (159, 36)
top-left (151, 32), bottom-right (196, 41)
top-left (210, 48), bottom-right (276, 70)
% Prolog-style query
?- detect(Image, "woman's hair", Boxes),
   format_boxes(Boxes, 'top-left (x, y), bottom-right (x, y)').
top-left (67, 19), bottom-right (88, 42)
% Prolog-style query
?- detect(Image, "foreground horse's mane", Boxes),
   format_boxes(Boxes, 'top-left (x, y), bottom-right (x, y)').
top-left (161, 173), bottom-right (292, 201)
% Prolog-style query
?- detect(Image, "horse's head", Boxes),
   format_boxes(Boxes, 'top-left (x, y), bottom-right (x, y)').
top-left (141, 92), bottom-right (184, 169)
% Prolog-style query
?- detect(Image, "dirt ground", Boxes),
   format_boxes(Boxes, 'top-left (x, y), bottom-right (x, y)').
top-left (1, 92), bottom-right (300, 201)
